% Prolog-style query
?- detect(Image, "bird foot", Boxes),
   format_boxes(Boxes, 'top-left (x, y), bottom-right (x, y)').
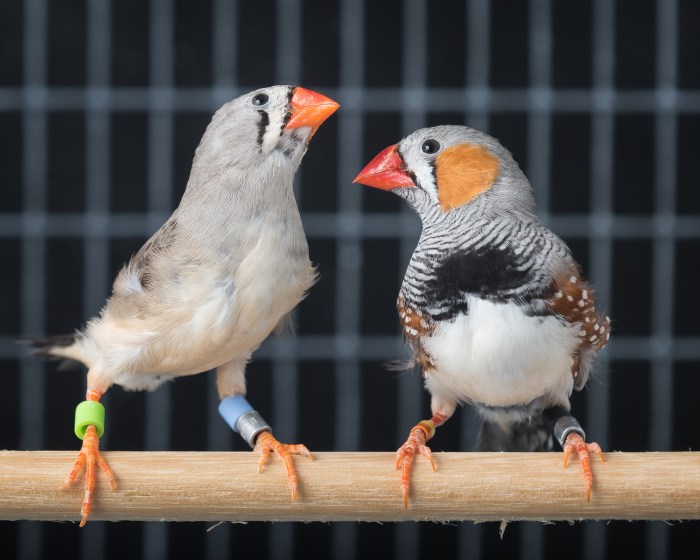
top-left (59, 425), bottom-right (116, 527)
top-left (254, 431), bottom-right (312, 502)
top-left (562, 431), bottom-right (605, 500)
top-left (396, 423), bottom-right (436, 509)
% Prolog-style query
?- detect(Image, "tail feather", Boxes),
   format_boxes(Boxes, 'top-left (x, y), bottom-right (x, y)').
top-left (23, 333), bottom-right (83, 370)
top-left (475, 415), bottom-right (553, 452)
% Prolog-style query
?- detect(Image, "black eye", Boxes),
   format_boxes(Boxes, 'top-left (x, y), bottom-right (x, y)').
top-left (422, 139), bottom-right (440, 154)
top-left (251, 93), bottom-right (269, 107)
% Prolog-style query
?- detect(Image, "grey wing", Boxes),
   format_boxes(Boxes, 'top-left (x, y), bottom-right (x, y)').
top-left (111, 217), bottom-right (180, 299)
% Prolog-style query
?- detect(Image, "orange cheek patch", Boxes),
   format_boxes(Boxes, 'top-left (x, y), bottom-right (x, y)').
top-left (435, 144), bottom-right (500, 211)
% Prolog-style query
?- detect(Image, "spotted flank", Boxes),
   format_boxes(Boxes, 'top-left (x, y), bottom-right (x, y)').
top-left (397, 296), bottom-right (436, 371)
top-left (397, 296), bottom-right (436, 341)
top-left (547, 273), bottom-right (611, 351)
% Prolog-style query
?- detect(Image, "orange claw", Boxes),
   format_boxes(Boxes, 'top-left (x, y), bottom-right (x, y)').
top-left (563, 431), bottom-right (605, 500)
top-left (396, 424), bottom-right (436, 509)
top-left (254, 431), bottom-right (312, 502)
top-left (60, 424), bottom-right (116, 527)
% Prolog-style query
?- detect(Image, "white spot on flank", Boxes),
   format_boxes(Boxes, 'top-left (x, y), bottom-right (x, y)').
top-left (404, 316), bottom-right (411, 324)
top-left (409, 328), bottom-right (418, 336)
top-left (599, 327), bottom-right (606, 334)
top-left (589, 335), bottom-right (597, 342)
top-left (578, 300), bottom-right (585, 307)
top-left (594, 324), bottom-right (600, 331)
top-left (567, 295), bottom-right (574, 302)
top-left (420, 319), bottom-right (429, 328)
top-left (582, 290), bottom-right (588, 300)
top-left (400, 312), bottom-right (406, 319)
top-left (585, 317), bottom-right (590, 322)
top-left (555, 291), bottom-right (563, 299)
top-left (416, 309), bottom-right (423, 317)
top-left (569, 276), bottom-right (577, 283)
top-left (606, 333), bottom-right (610, 340)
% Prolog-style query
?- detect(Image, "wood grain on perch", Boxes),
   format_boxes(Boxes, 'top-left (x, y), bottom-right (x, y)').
top-left (1, 451), bottom-right (698, 523)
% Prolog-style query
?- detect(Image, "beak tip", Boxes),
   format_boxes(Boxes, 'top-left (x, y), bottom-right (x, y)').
top-left (353, 144), bottom-right (414, 190)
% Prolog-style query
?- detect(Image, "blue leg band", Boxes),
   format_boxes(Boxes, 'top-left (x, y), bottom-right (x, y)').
top-left (219, 395), bottom-right (272, 448)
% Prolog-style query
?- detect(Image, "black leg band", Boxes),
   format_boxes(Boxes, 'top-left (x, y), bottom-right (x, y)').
top-left (543, 406), bottom-right (586, 448)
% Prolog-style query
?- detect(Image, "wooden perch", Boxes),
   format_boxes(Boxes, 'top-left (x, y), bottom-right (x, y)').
top-left (1, 451), bottom-right (699, 523)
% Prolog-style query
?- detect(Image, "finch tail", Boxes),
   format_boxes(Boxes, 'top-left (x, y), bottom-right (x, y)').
top-left (22, 333), bottom-right (83, 370)
top-left (475, 413), bottom-right (553, 452)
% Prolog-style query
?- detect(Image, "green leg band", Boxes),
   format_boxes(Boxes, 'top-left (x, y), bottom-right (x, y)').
top-left (74, 400), bottom-right (106, 440)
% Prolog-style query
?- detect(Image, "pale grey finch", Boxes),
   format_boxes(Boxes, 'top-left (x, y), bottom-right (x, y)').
top-left (31, 85), bottom-right (339, 525)
top-left (354, 125), bottom-right (608, 508)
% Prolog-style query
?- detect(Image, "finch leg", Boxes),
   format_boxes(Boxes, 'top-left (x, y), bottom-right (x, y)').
top-left (562, 431), bottom-right (605, 500)
top-left (60, 391), bottom-right (116, 527)
top-left (396, 418), bottom-right (440, 509)
top-left (254, 431), bottom-right (312, 502)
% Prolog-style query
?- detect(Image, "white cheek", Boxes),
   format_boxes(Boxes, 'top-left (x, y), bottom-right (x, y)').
top-left (262, 105), bottom-right (288, 151)
top-left (410, 158), bottom-right (440, 204)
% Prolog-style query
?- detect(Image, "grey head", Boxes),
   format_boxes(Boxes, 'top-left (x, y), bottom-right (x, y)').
top-left (355, 125), bottom-right (536, 221)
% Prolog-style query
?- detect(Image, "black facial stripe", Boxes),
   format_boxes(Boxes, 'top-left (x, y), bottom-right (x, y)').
top-left (280, 86), bottom-right (295, 134)
top-left (256, 109), bottom-right (269, 147)
top-left (396, 147), bottom-right (418, 186)
top-left (406, 171), bottom-right (418, 188)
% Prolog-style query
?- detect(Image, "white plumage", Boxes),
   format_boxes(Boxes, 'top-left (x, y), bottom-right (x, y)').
top-left (423, 297), bottom-right (579, 411)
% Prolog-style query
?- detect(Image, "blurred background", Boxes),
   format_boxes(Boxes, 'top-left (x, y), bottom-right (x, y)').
top-left (1, 0), bottom-right (699, 559)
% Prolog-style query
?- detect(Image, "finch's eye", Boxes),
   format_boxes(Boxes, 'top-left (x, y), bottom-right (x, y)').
top-left (251, 93), bottom-right (269, 107)
top-left (421, 139), bottom-right (440, 154)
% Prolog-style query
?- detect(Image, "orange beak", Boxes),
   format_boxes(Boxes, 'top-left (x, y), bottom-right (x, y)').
top-left (353, 144), bottom-right (415, 190)
top-left (285, 87), bottom-right (339, 133)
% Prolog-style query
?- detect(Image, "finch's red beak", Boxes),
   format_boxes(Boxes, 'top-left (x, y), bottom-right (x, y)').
top-left (353, 144), bottom-right (415, 190)
top-left (285, 87), bottom-right (339, 134)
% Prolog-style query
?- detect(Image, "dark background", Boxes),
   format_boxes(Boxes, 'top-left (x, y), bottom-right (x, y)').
top-left (1, 1), bottom-right (699, 559)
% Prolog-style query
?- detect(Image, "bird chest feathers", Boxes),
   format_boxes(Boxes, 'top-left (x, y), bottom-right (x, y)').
top-left (421, 297), bottom-right (580, 409)
top-left (183, 212), bottom-right (314, 364)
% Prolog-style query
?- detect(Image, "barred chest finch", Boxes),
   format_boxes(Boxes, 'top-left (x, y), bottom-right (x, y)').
top-left (354, 125), bottom-right (610, 508)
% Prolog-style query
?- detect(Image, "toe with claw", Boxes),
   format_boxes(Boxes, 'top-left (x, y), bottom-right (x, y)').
top-left (254, 430), bottom-right (312, 502)
top-left (60, 424), bottom-right (116, 527)
top-left (563, 431), bottom-right (605, 500)
top-left (396, 422), bottom-right (436, 509)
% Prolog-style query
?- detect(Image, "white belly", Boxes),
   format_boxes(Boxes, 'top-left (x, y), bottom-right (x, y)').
top-left (422, 297), bottom-right (580, 408)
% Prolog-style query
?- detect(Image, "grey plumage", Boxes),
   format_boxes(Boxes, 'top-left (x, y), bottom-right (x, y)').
top-left (30, 85), bottom-right (339, 527)
top-left (31, 85), bottom-right (325, 398)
